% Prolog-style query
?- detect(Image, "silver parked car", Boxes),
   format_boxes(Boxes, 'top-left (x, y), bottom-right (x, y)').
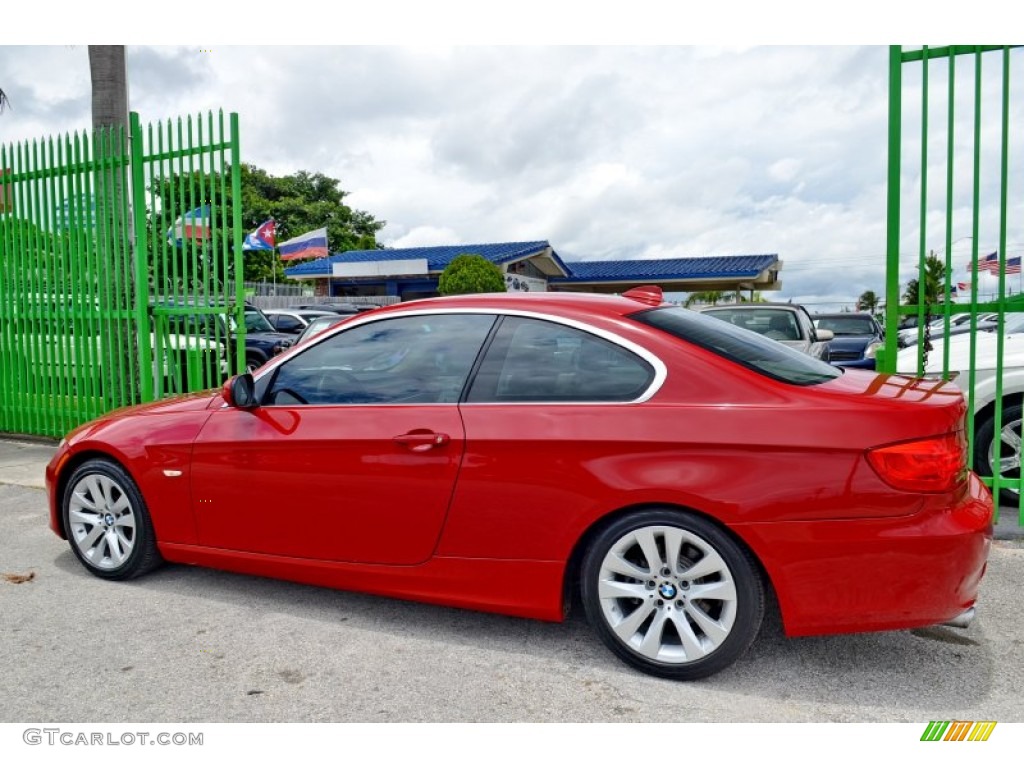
top-left (699, 303), bottom-right (834, 361)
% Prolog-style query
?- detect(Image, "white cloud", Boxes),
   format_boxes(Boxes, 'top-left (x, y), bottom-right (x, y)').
top-left (1, 43), bottom-right (1020, 312)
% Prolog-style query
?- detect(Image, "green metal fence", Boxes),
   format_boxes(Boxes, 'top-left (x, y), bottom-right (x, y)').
top-left (0, 111), bottom-right (244, 439)
top-left (882, 45), bottom-right (1023, 523)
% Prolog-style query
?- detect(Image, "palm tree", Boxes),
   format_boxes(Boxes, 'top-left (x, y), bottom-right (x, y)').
top-left (903, 252), bottom-right (946, 309)
top-left (0, 86), bottom-right (10, 113)
top-left (88, 46), bottom-right (128, 131)
top-left (685, 290), bottom-right (734, 308)
top-left (856, 290), bottom-right (880, 314)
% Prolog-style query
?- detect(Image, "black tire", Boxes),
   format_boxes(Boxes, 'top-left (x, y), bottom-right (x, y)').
top-left (245, 353), bottom-right (266, 373)
top-left (974, 402), bottom-right (1023, 506)
top-left (580, 509), bottom-right (764, 680)
top-left (62, 458), bottom-right (162, 581)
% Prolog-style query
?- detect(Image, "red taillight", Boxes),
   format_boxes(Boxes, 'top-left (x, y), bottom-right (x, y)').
top-left (866, 432), bottom-right (967, 493)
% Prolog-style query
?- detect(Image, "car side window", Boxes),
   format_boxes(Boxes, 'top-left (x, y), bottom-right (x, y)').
top-left (264, 314), bottom-right (495, 405)
top-left (466, 316), bottom-right (654, 402)
top-left (272, 314), bottom-right (304, 333)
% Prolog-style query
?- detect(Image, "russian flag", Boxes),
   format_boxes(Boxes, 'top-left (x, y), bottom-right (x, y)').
top-left (278, 226), bottom-right (328, 261)
top-left (167, 205), bottom-right (211, 247)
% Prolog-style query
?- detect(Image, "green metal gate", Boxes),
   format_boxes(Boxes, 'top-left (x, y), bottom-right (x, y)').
top-left (882, 45), bottom-right (1023, 523)
top-left (0, 111), bottom-right (244, 439)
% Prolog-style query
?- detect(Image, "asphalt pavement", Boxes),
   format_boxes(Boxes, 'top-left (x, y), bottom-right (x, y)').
top-left (1, 435), bottom-right (1023, 723)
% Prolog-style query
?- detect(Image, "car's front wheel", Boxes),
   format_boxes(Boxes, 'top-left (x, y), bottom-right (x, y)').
top-left (581, 510), bottom-right (764, 680)
top-left (245, 353), bottom-right (266, 374)
top-left (62, 459), bottom-right (162, 580)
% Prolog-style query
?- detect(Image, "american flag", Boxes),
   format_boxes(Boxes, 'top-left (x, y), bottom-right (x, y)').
top-left (969, 251), bottom-right (1022, 275)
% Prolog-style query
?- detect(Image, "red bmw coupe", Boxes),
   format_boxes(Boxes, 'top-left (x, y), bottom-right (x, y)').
top-left (46, 287), bottom-right (993, 679)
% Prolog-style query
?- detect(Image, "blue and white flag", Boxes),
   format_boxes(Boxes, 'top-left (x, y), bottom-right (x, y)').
top-left (243, 219), bottom-right (276, 251)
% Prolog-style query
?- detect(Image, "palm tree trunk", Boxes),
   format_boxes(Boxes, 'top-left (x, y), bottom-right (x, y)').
top-left (88, 46), bottom-right (138, 404)
top-left (88, 46), bottom-right (129, 131)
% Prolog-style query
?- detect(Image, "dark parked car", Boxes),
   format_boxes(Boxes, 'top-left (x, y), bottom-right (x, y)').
top-left (241, 305), bottom-right (296, 371)
top-left (812, 313), bottom-right (885, 369)
top-left (158, 301), bottom-right (293, 379)
top-left (295, 302), bottom-right (364, 315)
top-left (48, 287), bottom-right (991, 681)
top-left (264, 309), bottom-right (345, 336)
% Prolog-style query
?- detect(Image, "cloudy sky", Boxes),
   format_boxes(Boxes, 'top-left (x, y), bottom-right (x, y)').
top-left (2, 35), bottom-right (1020, 310)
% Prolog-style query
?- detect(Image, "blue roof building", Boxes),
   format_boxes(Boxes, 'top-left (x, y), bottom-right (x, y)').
top-left (284, 240), bottom-right (782, 300)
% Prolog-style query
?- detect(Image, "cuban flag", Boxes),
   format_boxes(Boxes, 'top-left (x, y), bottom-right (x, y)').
top-left (166, 205), bottom-right (211, 246)
top-left (243, 219), bottom-right (276, 251)
top-left (278, 226), bottom-right (328, 261)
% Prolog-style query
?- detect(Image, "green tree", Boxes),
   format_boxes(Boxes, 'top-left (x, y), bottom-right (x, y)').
top-left (148, 164), bottom-right (386, 284)
top-left (683, 289), bottom-right (766, 307)
top-left (903, 251), bottom-right (946, 309)
top-left (684, 290), bottom-right (734, 307)
top-left (438, 254), bottom-right (506, 295)
top-left (235, 165), bottom-right (384, 282)
top-left (856, 290), bottom-right (880, 314)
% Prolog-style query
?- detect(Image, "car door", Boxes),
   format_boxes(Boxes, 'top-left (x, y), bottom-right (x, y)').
top-left (268, 312), bottom-right (305, 335)
top-left (190, 312), bottom-right (496, 565)
top-left (439, 315), bottom-right (659, 561)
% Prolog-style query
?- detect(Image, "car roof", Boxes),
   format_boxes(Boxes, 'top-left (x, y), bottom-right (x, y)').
top-left (702, 303), bottom-right (805, 311)
top-left (385, 290), bottom-right (668, 318)
top-left (813, 312), bottom-right (876, 318)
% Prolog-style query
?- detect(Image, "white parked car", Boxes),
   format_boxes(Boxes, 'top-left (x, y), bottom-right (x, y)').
top-left (897, 312), bottom-right (998, 348)
top-left (897, 312), bottom-right (1024, 502)
top-left (8, 294), bottom-right (229, 394)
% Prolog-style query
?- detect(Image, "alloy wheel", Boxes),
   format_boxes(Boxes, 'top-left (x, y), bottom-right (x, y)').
top-left (67, 472), bottom-right (137, 571)
top-left (596, 524), bottom-right (739, 664)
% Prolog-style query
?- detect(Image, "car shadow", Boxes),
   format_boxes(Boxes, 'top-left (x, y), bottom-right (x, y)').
top-left (49, 549), bottom-right (996, 715)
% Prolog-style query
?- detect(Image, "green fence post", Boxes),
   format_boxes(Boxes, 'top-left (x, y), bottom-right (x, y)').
top-left (130, 113), bottom-right (154, 403)
top-left (882, 45), bottom-right (903, 374)
top-left (230, 112), bottom-right (245, 372)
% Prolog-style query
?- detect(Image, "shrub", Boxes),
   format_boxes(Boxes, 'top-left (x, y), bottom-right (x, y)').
top-left (437, 253), bottom-right (507, 296)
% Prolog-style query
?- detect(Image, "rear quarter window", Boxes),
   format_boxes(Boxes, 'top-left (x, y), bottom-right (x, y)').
top-left (634, 307), bottom-right (841, 385)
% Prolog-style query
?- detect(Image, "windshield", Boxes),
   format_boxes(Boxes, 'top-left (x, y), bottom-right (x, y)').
top-left (244, 309), bottom-right (276, 333)
top-left (298, 314), bottom-right (342, 342)
top-left (999, 313), bottom-right (1024, 334)
top-left (634, 307), bottom-right (841, 386)
top-left (165, 312), bottom-right (236, 337)
top-left (814, 316), bottom-right (877, 336)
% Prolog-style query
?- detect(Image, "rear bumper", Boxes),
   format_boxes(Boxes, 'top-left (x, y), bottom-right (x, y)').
top-left (735, 472), bottom-right (993, 637)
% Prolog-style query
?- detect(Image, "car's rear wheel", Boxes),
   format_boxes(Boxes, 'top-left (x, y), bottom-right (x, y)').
top-left (974, 403), bottom-right (1022, 505)
top-left (62, 459), bottom-right (162, 580)
top-left (581, 510), bottom-right (764, 680)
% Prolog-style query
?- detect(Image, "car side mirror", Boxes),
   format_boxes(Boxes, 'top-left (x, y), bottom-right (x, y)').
top-left (816, 329), bottom-right (835, 342)
top-left (222, 373), bottom-right (257, 409)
